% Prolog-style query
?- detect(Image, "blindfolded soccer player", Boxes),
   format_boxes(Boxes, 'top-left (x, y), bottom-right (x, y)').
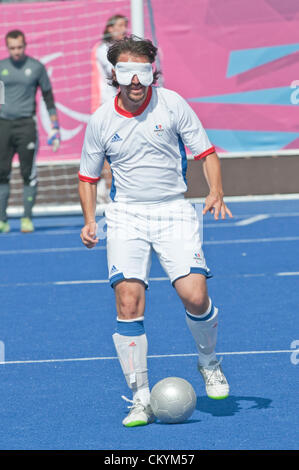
top-left (79, 35), bottom-right (233, 427)
top-left (0, 30), bottom-right (60, 233)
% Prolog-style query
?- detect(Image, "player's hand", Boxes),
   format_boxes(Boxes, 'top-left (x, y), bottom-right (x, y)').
top-left (47, 126), bottom-right (61, 152)
top-left (203, 191), bottom-right (233, 220)
top-left (80, 221), bottom-right (99, 249)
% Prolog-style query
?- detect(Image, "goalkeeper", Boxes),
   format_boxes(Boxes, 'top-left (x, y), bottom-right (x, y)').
top-left (0, 30), bottom-right (60, 233)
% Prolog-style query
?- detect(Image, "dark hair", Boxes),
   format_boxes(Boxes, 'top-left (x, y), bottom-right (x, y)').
top-left (107, 35), bottom-right (161, 88)
top-left (102, 14), bottom-right (128, 43)
top-left (5, 30), bottom-right (26, 46)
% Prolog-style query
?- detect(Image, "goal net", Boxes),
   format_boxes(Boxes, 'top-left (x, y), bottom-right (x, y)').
top-left (8, 160), bottom-right (81, 216)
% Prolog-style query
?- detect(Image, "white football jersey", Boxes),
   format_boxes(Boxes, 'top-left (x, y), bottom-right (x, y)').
top-left (79, 86), bottom-right (215, 204)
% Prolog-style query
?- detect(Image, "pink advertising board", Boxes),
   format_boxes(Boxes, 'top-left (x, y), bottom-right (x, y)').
top-left (0, 0), bottom-right (132, 161)
top-left (151, 0), bottom-right (299, 153)
top-left (0, 0), bottom-right (298, 160)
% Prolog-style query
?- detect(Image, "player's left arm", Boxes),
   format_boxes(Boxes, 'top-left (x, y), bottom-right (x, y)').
top-left (38, 64), bottom-right (60, 152)
top-left (202, 152), bottom-right (233, 220)
top-left (174, 92), bottom-right (232, 220)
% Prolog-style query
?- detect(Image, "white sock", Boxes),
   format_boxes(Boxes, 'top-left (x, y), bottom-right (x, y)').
top-left (185, 299), bottom-right (219, 367)
top-left (112, 332), bottom-right (150, 405)
top-left (133, 387), bottom-right (151, 405)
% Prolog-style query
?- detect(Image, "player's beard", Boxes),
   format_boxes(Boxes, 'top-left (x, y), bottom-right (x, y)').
top-left (126, 84), bottom-right (147, 104)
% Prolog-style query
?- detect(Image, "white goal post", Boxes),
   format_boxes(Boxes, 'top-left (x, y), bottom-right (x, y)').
top-left (131, 0), bottom-right (145, 37)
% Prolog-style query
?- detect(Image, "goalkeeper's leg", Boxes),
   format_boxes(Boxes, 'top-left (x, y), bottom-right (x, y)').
top-left (16, 118), bottom-right (38, 230)
top-left (0, 119), bottom-right (14, 231)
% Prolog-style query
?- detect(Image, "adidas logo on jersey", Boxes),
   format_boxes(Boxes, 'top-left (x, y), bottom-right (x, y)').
top-left (111, 133), bottom-right (122, 143)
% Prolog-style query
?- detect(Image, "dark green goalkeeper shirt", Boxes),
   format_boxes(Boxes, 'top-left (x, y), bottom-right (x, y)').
top-left (0, 55), bottom-right (56, 120)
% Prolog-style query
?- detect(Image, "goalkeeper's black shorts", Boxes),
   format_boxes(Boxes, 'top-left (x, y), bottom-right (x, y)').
top-left (0, 116), bottom-right (38, 185)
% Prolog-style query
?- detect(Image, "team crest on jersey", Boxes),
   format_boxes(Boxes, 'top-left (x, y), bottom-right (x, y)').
top-left (193, 252), bottom-right (201, 264)
top-left (25, 68), bottom-right (32, 77)
top-left (154, 124), bottom-right (164, 136)
top-left (111, 133), bottom-right (122, 143)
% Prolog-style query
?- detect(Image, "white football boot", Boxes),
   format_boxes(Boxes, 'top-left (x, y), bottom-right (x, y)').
top-left (122, 396), bottom-right (156, 427)
top-left (198, 359), bottom-right (229, 399)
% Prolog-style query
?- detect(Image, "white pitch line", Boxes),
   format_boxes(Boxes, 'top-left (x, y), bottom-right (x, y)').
top-left (188, 194), bottom-right (299, 203)
top-left (204, 214), bottom-right (270, 228)
top-left (235, 214), bottom-right (269, 226)
top-left (0, 229), bottom-right (80, 237)
top-left (277, 272), bottom-right (299, 276)
top-left (217, 212), bottom-right (299, 219)
top-left (0, 349), bottom-right (294, 366)
top-left (51, 273), bottom-right (299, 284)
top-left (205, 212), bottom-right (299, 227)
top-left (1, 211), bottom-right (299, 236)
top-left (1, 235), bottom-right (299, 256)
top-left (0, 246), bottom-right (106, 255)
top-left (242, 212), bottom-right (299, 219)
top-left (0, 210), bottom-right (298, 239)
top-left (56, 277), bottom-right (170, 285)
top-left (55, 277), bottom-right (169, 285)
top-left (204, 223), bottom-right (237, 228)
top-left (0, 277), bottom-right (170, 288)
top-left (1, 272), bottom-right (299, 288)
top-left (55, 279), bottom-right (108, 285)
top-left (205, 236), bottom-right (299, 245)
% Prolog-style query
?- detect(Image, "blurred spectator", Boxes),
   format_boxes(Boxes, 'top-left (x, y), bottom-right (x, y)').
top-left (91, 15), bottom-right (128, 208)
top-left (91, 14), bottom-right (128, 110)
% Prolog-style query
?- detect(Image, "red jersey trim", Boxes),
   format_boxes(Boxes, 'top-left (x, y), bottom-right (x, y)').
top-left (78, 172), bottom-right (100, 183)
top-left (114, 86), bottom-right (153, 118)
top-left (194, 146), bottom-right (216, 161)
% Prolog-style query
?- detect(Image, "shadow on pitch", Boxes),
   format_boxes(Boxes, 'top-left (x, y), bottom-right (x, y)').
top-left (154, 418), bottom-right (201, 425)
top-left (196, 395), bottom-right (272, 417)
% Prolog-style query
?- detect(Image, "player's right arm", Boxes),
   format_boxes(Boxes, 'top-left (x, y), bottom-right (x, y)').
top-left (78, 115), bottom-right (105, 248)
top-left (79, 180), bottom-right (98, 248)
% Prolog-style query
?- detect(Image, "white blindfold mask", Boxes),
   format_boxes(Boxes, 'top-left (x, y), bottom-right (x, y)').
top-left (114, 62), bottom-right (153, 86)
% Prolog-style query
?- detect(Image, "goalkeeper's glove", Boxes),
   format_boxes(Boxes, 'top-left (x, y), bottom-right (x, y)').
top-left (47, 121), bottom-right (61, 152)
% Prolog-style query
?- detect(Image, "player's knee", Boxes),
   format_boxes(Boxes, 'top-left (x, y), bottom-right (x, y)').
top-left (184, 291), bottom-right (209, 314)
top-left (117, 293), bottom-right (142, 319)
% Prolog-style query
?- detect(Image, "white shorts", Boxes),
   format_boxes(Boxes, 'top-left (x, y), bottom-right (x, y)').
top-left (105, 198), bottom-right (212, 288)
